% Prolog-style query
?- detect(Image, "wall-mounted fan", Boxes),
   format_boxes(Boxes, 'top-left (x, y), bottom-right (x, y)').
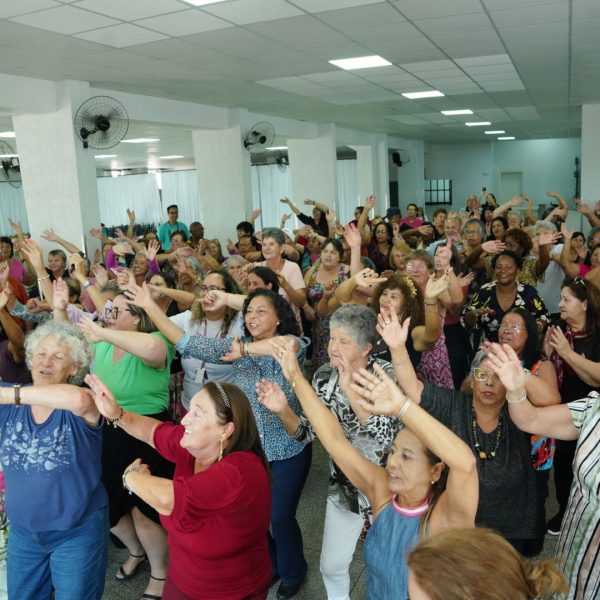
top-left (0, 141), bottom-right (21, 188)
top-left (243, 121), bottom-right (275, 153)
top-left (74, 96), bottom-right (129, 149)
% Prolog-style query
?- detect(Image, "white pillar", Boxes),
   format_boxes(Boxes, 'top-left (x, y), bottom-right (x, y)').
top-left (12, 80), bottom-right (101, 256)
top-left (287, 125), bottom-right (338, 213)
top-left (581, 104), bottom-right (600, 204)
top-left (192, 116), bottom-right (253, 245)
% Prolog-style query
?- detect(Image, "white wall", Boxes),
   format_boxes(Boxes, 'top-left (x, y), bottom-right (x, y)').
top-left (425, 138), bottom-right (581, 212)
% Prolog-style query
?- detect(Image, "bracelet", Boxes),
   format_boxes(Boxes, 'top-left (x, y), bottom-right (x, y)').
top-left (106, 407), bottom-right (125, 428)
top-left (13, 384), bottom-right (22, 407)
top-left (395, 398), bottom-right (412, 421)
top-left (424, 301), bottom-right (437, 306)
top-left (37, 274), bottom-right (50, 282)
top-left (82, 279), bottom-right (92, 290)
top-left (122, 466), bottom-right (137, 495)
top-left (507, 391), bottom-right (528, 404)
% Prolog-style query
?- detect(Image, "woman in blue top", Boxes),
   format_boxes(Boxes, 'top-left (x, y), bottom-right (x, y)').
top-left (127, 284), bottom-right (312, 600)
top-left (269, 336), bottom-right (478, 600)
top-left (0, 320), bottom-right (108, 600)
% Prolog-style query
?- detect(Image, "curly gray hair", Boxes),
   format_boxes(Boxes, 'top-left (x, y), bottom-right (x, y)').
top-left (330, 304), bottom-right (377, 350)
top-left (24, 321), bottom-right (92, 385)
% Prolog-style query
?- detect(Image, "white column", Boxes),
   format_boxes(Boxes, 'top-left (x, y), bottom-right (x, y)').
top-left (12, 80), bottom-right (101, 256)
top-left (192, 116), bottom-right (253, 246)
top-left (287, 125), bottom-right (338, 213)
top-left (581, 104), bottom-right (600, 204)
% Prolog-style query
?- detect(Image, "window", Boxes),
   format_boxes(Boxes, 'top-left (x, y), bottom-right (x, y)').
top-left (424, 179), bottom-right (452, 205)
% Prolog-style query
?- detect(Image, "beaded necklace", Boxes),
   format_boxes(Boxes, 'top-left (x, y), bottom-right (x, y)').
top-left (471, 404), bottom-right (503, 460)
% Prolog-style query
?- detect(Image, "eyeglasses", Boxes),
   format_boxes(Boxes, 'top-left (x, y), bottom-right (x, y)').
top-left (464, 229), bottom-right (481, 235)
top-left (197, 285), bottom-right (225, 295)
top-left (405, 262), bottom-right (428, 272)
top-left (498, 324), bottom-right (523, 334)
top-left (473, 368), bottom-right (499, 383)
top-left (105, 306), bottom-right (131, 319)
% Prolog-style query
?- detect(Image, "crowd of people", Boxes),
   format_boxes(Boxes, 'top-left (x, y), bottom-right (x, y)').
top-left (0, 191), bottom-right (597, 600)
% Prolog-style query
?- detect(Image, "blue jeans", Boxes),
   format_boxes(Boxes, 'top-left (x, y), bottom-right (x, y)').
top-left (269, 443), bottom-right (312, 586)
top-left (8, 506), bottom-right (109, 600)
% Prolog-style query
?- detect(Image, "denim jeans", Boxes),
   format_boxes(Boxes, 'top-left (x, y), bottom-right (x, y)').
top-left (269, 443), bottom-right (312, 586)
top-left (8, 506), bottom-right (109, 600)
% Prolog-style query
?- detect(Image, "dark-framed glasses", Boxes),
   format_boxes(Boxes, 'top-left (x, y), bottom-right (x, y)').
top-left (197, 285), bottom-right (225, 296)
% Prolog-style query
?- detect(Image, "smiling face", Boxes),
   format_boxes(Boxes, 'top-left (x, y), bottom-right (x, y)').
top-left (107, 295), bottom-right (138, 331)
top-left (180, 389), bottom-right (229, 459)
top-left (591, 246), bottom-right (600, 268)
top-left (391, 250), bottom-right (407, 271)
top-left (443, 219), bottom-right (461, 242)
top-left (379, 286), bottom-right (405, 317)
top-left (47, 253), bottom-right (66, 273)
top-left (558, 285), bottom-right (587, 325)
top-left (261, 236), bottom-right (283, 261)
top-left (207, 241), bottom-right (221, 260)
top-left (245, 295), bottom-right (279, 340)
top-left (132, 254), bottom-right (149, 277)
top-left (491, 220), bottom-right (506, 240)
top-left (198, 272), bottom-right (226, 312)
top-left (494, 255), bottom-right (518, 285)
top-left (0, 242), bottom-right (12, 262)
top-left (498, 313), bottom-right (527, 356)
top-left (170, 233), bottom-right (185, 250)
top-left (320, 242), bottom-right (341, 268)
top-left (463, 224), bottom-right (482, 248)
top-left (31, 335), bottom-right (78, 385)
top-left (405, 258), bottom-right (430, 288)
top-left (307, 236), bottom-right (321, 255)
top-left (507, 212), bottom-right (520, 229)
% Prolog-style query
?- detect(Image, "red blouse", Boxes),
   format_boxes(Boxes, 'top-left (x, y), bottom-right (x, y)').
top-left (154, 423), bottom-right (271, 600)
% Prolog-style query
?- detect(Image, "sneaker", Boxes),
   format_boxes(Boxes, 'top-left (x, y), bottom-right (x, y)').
top-left (547, 513), bottom-right (563, 535)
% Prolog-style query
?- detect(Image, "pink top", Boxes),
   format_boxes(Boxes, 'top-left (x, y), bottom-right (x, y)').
top-left (400, 217), bottom-right (424, 228)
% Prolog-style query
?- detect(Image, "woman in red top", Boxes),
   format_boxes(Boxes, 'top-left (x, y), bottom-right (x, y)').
top-left (86, 374), bottom-right (272, 600)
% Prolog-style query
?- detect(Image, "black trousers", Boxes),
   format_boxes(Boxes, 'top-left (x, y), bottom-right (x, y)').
top-left (552, 439), bottom-right (577, 519)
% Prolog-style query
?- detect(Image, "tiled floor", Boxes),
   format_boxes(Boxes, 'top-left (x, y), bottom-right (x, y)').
top-left (102, 439), bottom-right (559, 599)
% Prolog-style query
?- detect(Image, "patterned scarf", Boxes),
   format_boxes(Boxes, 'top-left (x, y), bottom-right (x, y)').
top-left (549, 326), bottom-right (576, 389)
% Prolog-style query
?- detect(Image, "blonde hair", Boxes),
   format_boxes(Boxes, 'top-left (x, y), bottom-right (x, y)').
top-left (407, 528), bottom-right (568, 600)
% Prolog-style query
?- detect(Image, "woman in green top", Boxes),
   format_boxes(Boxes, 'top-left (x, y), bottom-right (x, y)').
top-left (79, 292), bottom-right (173, 600)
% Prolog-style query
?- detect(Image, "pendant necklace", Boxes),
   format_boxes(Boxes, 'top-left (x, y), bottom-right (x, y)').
top-left (471, 404), bottom-right (503, 460)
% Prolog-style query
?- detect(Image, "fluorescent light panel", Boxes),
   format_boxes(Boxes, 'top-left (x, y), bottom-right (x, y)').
top-left (329, 55), bottom-right (391, 70)
top-left (485, 130), bottom-right (505, 134)
top-left (465, 121), bottom-right (491, 126)
top-left (0, 131), bottom-right (15, 138)
top-left (441, 109), bottom-right (473, 116)
top-left (0, 154), bottom-right (17, 158)
top-left (121, 138), bottom-right (160, 144)
top-left (498, 136), bottom-right (515, 140)
top-left (180, 0), bottom-right (228, 6)
top-left (94, 154), bottom-right (117, 158)
top-left (402, 90), bottom-right (444, 99)
top-left (266, 146), bottom-right (288, 151)
top-left (159, 155), bottom-right (184, 159)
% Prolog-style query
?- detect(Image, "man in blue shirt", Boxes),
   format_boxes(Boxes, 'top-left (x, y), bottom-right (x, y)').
top-left (157, 205), bottom-right (190, 250)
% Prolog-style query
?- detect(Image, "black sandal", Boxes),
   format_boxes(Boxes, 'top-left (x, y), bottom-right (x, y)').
top-left (141, 575), bottom-right (166, 600)
top-left (115, 553), bottom-right (147, 581)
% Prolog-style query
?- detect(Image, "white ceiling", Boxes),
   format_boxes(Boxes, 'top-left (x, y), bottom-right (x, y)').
top-left (0, 0), bottom-right (592, 169)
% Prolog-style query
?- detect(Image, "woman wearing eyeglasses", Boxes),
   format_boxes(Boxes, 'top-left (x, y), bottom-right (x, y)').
top-left (167, 270), bottom-right (244, 417)
top-left (542, 278), bottom-right (600, 538)
top-left (463, 308), bottom-right (561, 554)
top-left (78, 293), bottom-right (174, 600)
top-left (379, 311), bottom-right (543, 555)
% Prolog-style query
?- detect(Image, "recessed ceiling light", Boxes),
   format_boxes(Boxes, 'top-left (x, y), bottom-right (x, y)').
top-left (465, 122), bottom-right (492, 126)
top-left (94, 154), bottom-right (118, 158)
top-left (159, 155), bottom-right (184, 159)
top-left (329, 55), bottom-right (392, 70)
top-left (121, 138), bottom-right (160, 144)
top-left (0, 131), bottom-right (15, 138)
top-left (441, 110), bottom-right (473, 116)
top-left (0, 154), bottom-right (17, 159)
top-left (180, 0), bottom-right (228, 6)
top-left (401, 90), bottom-right (445, 99)
top-left (498, 136), bottom-right (516, 140)
top-left (266, 146), bottom-right (288, 151)
top-left (485, 130), bottom-right (505, 135)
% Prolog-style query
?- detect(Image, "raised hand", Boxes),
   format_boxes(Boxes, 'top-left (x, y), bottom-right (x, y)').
top-left (220, 337), bottom-right (243, 362)
top-left (112, 267), bottom-right (136, 291)
top-left (127, 208), bottom-right (136, 224)
top-left (112, 242), bottom-right (133, 257)
top-left (269, 338), bottom-right (303, 382)
top-left (538, 230), bottom-right (561, 247)
top-left (458, 271), bottom-right (476, 288)
top-left (114, 227), bottom-right (127, 241)
top-left (281, 213), bottom-right (292, 223)
top-left (69, 253), bottom-right (85, 277)
top-left (424, 272), bottom-right (449, 300)
top-left (483, 343), bottom-right (527, 393)
top-left (353, 268), bottom-right (386, 289)
top-left (92, 264), bottom-right (108, 287)
top-left (322, 279), bottom-right (337, 298)
top-left (364, 195), bottom-right (376, 211)
top-left (250, 209), bottom-right (261, 221)
top-left (279, 197), bottom-right (291, 205)
top-left (418, 224), bottom-right (434, 237)
top-left (0, 262), bottom-right (9, 288)
top-left (481, 240), bottom-right (506, 254)
top-left (124, 282), bottom-right (153, 309)
top-left (0, 285), bottom-right (11, 311)
top-left (26, 298), bottom-right (47, 314)
top-left (53, 278), bottom-right (70, 310)
top-left (343, 223), bottom-right (362, 249)
top-left (377, 308), bottom-right (410, 351)
top-left (41, 228), bottom-right (59, 242)
top-left (20, 238), bottom-right (45, 271)
top-left (560, 222), bottom-right (573, 240)
top-left (576, 203), bottom-right (591, 216)
top-left (351, 363), bottom-right (406, 417)
top-left (84, 373), bottom-right (122, 419)
top-left (546, 325), bottom-right (572, 359)
top-left (226, 238), bottom-right (236, 254)
top-left (256, 380), bottom-right (289, 414)
top-left (79, 316), bottom-right (105, 343)
top-left (89, 227), bottom-right (103, 239)
top-left (326, 209), bottom-right (336, 225)
top-left (7, 218), bottom-right (23, 235)
top-left (303, 199), bottom-right (314, 206)
top-left (144, 239), bottom-right (159, 262)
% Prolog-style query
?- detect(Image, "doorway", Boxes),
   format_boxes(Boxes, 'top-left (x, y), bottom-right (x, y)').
top-left (499, 171), bottom-right (523, 201)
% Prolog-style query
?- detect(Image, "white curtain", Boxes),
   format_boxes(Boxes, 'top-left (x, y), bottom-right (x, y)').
top-left (251, 164), bottom-right (296, 231)
top-left (0, 183), bottom-right (29, 236)
top-left (160, 170), bottom-right (203, 226)
top-left (97, 174), bottom-right (161, 226)
top-left (337, 159), bottom-right (357, 225)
